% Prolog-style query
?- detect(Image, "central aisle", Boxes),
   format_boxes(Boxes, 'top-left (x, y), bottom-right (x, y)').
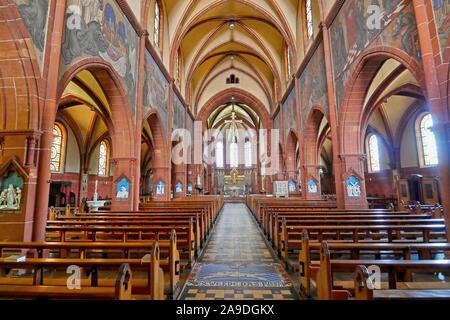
top-left (180, 203), bottom-right (297, 300)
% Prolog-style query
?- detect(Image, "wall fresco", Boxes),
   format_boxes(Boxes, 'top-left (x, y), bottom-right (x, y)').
top-left (15, 0), bottom-right (50, 74)
top-left (61, 0), bottom-right (138, 112)
top-left (172, 93), bottom-right (185, 131)
top-left (143, 50), bottom-right (169, 133)
top-left (282, 87), bottom-right (297, 142)
top-left (432, 0), bottom-right (449, 58)
top-left (330, 0), bottom-right (421, 109)
top-left (298, 41), bottom-right (329, 135)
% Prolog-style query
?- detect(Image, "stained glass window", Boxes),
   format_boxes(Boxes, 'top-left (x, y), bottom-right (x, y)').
top-left (50, 124), bottom-right (64, 172)
top-left (306, 0), bottom-right (314, 39)
top-left (286, 47), bottom-right (292, 77)
top-left (98, 140), bottom-right (109, 176)
top-left (418, 113), bottom-right (439, 167)
top-left (245, 141), bottom-right (252, 167)
top-left (175, 49), bottom-right (181, 83)
top-left (154, 1), bottom-right (160, 48)
top-left (230, 142), bottom-right (238, 168)
top-left (367, 134), bottom-right (381, 172)
top-left (216, 141), bottom-right (224, 168)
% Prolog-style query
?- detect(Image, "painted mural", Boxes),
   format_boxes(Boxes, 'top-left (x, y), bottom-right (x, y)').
top-left (298, 41), bottom-right (328, 135)
top-left (330, 0), bottom-right (421, 109)
top-left (186, 113), bottom-right (194, 163)
top-left (116, 176), bottom-right (129, 200)
top-left (432, 0), bottom-right (449, 58)
top-left (61, 0), bottom-right (138, 111)
top-left (172, 93), bottom-right (185, 131)
top-left (15, 0), bottom-right (50, 74)
top-left (307, 179), bottom-right (318, 194)
top-left (143, 50), bottom-right (169, 133)
top-left (346, 176), bottom-right (362, 197)
top-left (282, 87), bottom-right (297, 142)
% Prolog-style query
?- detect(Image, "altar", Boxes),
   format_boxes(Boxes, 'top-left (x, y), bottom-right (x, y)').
top-left (223, 168), bottom-right (246, 197)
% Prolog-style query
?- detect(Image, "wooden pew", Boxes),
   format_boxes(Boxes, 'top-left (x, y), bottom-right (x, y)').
top-left (48, 217), bottom-right (203, 253)
top-left (268, 214), bottom-right (434, 244)
top-left (275, 217), bottom-right (444, 254)
top-left (264, 211), bottom-right (432, 240)
top-left (280, 222), bottom-right (447, 261)
top-left (314, 242), bottom-right (450, 300)
top-left (298, 231), bottom-right (450, 297)
top-left (354, 265), bottom-right (450, 300)
top-left (0, 231), bottom-right (180, 298)
top-left (0, 263), bottom-right (133, 300)
top-left (46, 223), bottom-right (196, 265)
top-left (261, 209), bottom-right (410, 235)
top-left (0, 242), bottom-right (166, 299)
top-left (67, 211), bottom-right (207, 244)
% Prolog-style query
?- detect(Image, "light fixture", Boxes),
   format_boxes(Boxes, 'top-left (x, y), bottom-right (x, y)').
top-left (229, 20), bottom-right (236, 30)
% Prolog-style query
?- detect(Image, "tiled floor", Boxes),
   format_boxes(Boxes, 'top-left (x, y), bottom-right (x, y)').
top-left (179, 203), bottom-right (298, 300)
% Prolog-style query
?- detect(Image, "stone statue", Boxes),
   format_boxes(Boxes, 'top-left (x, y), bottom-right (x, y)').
top-left (6, 185), bottom-right (15, 208)
top-left (0, 184), bottom-right (21, 210)
top-left (0, 190), bottom-right (6, 208)
top-left (15, 187), bottom-right (22, 207)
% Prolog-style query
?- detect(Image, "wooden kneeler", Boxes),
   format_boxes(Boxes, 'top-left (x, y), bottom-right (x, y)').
top-left (316, 242), bottom-right (350, 300)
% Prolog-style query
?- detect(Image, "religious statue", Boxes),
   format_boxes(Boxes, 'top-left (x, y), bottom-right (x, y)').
top-left (116, 186), bottom-right (129, 199)
top-left (0, 184), bottom-right (22, 210)
top-left (0, 190), bottom-right (6, 207)
top-left (346, 176), bottom-right (362, 198)
top-left (231, 169), bottom-right (239, 185)
top-left (15, 187), bottom-right (22, 207)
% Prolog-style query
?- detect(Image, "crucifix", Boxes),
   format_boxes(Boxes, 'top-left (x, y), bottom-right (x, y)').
top-left (225, 104), bottom-right (243, 142)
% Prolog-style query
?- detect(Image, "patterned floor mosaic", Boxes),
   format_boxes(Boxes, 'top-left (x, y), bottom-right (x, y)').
top-left (180, 204), bottom-right (298, 300)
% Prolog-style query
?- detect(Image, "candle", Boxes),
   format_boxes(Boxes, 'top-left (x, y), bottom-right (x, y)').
top-left (95, 180), bottom-right (98, 194)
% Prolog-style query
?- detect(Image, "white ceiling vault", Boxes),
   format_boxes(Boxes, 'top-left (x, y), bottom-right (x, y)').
top-left (130, 0), bottom-right (329, 117)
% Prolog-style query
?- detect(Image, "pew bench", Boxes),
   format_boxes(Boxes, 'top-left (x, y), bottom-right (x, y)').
top-left (0, 242), bottom-right (164, 299)
top-left (46, 223), bottom-right (197, 264)
top-left (313, 243), bottom-right (450, 300)
top-left (354, 265), bottom-right (450, 300)
top-left (0, 263), bottom-right (133, 300)
top-left (0, 233), bottom-right (180, 298)
top-left (297, 232), bottom-right (450, 297)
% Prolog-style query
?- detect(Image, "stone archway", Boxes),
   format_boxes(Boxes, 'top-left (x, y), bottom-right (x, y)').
top-left (144, 110), bottom-right (170, 200)
top-left (33, 61), bottom-right (137, 241)
top-left (303, 107), bottom-right (327, 199)
top-left (337, 48), bottom-right (424, 209)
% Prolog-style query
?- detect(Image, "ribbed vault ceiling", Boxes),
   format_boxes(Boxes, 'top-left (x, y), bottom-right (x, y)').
top-left (165, 0), bottom-right (300, 116)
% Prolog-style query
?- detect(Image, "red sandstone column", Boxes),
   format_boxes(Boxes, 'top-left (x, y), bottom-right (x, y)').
top-left (133, 31), bottom-right (148, 209)
top-left (321, 23), bottom-right (346, 208)
top-left (412, 0), bottom-right (450, 238)
top-left (33, 0), bottom-right (67, 241)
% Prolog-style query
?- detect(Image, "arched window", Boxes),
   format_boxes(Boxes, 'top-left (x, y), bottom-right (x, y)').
top-left (50, 123), bottom-right (65, 173)
top-left (417, 113), bottom-right (439, 167)
top-left (306, 0), bottom-right (314, 39)
top-left (286, 46), bottom-right (292, 78)
top-left (98, 140), bottom-right (110, 176)
top-left (175, 49), bottom-right (182, 84)
top-left (230, 142), bottom-right (239, 168)
top-left (367, 134), bottom-right (381, 172)
top-left (216, 141), bottom-right (224, 168)
top-left (154, 1), bottom-right (161, 48)
top-left (245, 141), bottom-right (252, 167)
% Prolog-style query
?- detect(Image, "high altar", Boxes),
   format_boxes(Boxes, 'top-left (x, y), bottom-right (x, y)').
top-left (224, 168), bottom-right (246, 197)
